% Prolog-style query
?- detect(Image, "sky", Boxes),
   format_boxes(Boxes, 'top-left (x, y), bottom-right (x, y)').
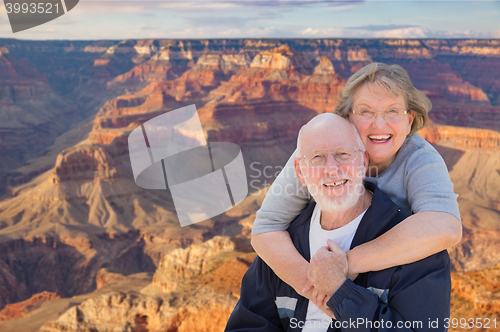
top-left (0, 0), bottom-right (499, 40)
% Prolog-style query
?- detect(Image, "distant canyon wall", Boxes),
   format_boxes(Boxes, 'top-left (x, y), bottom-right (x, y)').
top-left (0, 38), bottom-right (500, 327)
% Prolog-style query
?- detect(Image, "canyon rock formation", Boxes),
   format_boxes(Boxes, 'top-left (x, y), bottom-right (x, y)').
top-left (0, 38), bottom-right (499, 331)
top-left (0, 292), bottom-right (61, 322)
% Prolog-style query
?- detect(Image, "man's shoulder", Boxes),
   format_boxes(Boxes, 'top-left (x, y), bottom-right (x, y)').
top-left (354, 182), bottom-right (411, 240)
top-left (287, 201), bottom-right (316, 237)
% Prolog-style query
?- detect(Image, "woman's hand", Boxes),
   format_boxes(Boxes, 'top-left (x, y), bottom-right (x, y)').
top-left (302, 280), bottom-right (327, 306)
top-left (302, 281), bottom-right (335, 319)
top-left (308, 240), bottom-right (348, 298)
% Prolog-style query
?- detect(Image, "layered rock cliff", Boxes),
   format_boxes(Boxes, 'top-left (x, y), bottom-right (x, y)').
top-left (152, 236), bottom-right (236, 292)
top-left (420, 124), bottom-right (500, 272)
top-left (0, 51), bottom-right (76, 188)
top-left (450, 265), bottom-right (500, 331)
top-left (2, 37), bottom-right (497, 190)
top-left (0, 39), bottom-right (135, 193)
top-left (0, 38), bottom-right (499, 330)
top-left (39, 291), bottom-right (235, 332)
top-left (39, 236), bottom-right (254, 332)
top-left (0, 292), bottom-right (61, 322)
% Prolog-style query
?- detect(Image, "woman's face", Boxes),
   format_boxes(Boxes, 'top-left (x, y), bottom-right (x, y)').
top-left (349, 83), bottom-right (415, 173)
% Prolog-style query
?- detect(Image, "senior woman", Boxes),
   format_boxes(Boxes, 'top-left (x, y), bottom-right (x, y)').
top-left (251, 62), bottom-right (462, 310)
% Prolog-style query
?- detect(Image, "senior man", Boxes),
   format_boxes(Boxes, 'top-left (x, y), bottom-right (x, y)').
top-left (225, 113), bottom-right (451, 332)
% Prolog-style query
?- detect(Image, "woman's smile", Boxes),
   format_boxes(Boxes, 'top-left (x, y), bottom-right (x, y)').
top-left (350, 83), bottom-right (415, 173)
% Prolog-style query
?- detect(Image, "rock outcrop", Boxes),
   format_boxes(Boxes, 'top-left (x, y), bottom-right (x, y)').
top-left (39, 237), bottom-right (254, 332)
top-left (420, 124), bottom-right (500, 150)
top-left (0, 291), bottom-right (61, 322)
top-left (39, 291), bottom-right (235, 332)
top-left (451, 265), bottom-right (500, 321)
top-left (427, 94), bottom-right (500, 131)
top-left (0, 53), bottom-right (77, 189)
top-left (250, 45), bottom-right (313, 74)
top-left (419, 124), bottom-right (500, 272)
top-left (152, 236), bottom-right (235, 292)
top-left (1, 38), bottom-right (500, 330)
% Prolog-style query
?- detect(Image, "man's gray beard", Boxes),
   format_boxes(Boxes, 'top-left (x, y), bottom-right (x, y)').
top-left (305, 177), bottom-right (363, 214)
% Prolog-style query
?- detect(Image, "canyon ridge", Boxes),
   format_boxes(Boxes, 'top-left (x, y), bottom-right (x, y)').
top-left (0, 38), bottom-right (499, 331)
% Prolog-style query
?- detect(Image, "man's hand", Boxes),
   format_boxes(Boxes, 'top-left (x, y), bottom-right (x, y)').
top-left (308, 240), bottom-right (348, 299)
top-left (302, 281), bottom-right (335, 319)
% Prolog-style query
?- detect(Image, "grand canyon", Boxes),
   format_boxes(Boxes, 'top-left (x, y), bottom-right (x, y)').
top-left (0, 38), bottom-right (499, 331)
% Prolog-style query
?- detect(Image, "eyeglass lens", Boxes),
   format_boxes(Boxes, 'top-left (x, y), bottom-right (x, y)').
top-left (304, 146), bottom-right (357, 167)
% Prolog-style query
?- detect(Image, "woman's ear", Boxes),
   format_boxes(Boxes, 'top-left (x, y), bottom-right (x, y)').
top-left (407, 110), bottom-right (416, 135)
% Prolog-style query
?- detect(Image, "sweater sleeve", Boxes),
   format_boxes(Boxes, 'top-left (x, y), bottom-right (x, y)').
top-left (404, 146), bottom-right (461, 221)
top-left (327, 251), bottom-right (451, 332)
top-left (225, 257), bottom-right (285, 332)
top-left (251, 151), bottom-right (311, 235)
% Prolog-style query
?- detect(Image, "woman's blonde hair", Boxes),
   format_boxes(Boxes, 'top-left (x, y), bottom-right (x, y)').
top-left (334, 62), bottom-right (431, 137)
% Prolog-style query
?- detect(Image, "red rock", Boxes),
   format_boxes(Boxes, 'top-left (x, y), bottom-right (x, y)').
top-left (0, 291), bottom-right (61, 322)
top-left (51, 146), bottom-right (117, 183)
top-left (2, 38), bottom-right (500, 331)
top-left (420, 125), bottom-right (500, 150)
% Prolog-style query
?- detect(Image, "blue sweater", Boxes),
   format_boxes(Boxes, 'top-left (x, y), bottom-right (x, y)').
top-left (226, 182), bottom-right (451, 332)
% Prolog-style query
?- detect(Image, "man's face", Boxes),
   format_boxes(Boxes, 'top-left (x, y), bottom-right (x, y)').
top-left (294, 116), bottom-right (367, 213)
top-left (302, 152), bottom-right (365, 213)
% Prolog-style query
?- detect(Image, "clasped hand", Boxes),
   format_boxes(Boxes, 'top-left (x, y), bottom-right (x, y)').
top-left (302, 240), bottom-right (351, 319)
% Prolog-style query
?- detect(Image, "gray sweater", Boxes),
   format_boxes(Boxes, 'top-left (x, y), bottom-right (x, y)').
top-left (252, 134), bottom-right (460, 235)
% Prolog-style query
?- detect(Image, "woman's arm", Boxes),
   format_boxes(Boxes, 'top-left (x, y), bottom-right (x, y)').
top-left (346, 211), bottom-right (461, 276)
top-left (348, 138), bottom-right (463, 275)
top-left (251, 231), bottom-right (309, 294)
top-left (251, 151), bottom-right (310, 235)
top-left (251, 151), bottom-right (314, 297)
top-left (253, 209), bottom-right (462, 299)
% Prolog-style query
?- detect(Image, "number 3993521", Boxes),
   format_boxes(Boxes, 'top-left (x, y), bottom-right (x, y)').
top-left (5, 2), bottom-right (62, 14)
top-left (444, 318), bottom-right (497, 329)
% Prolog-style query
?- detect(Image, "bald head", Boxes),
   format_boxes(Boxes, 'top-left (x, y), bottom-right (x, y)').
top-left (296, 113), bottom-right (364, 157)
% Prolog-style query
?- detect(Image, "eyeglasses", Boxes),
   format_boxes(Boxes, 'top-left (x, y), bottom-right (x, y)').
top-left (299, 146), bottom-right (362, 167)
top-left (351, 108), bottom-right (408, 122)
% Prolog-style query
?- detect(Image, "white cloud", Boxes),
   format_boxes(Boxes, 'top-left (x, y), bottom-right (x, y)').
top-left (157, 1), bottom-right (242, 12)
top-left (420, 29), bottom-right (500, 39)
top-left (1, 1), bottom-right (497, 40)
top-left (71, 1), bottom-right (158, 14)
top-left (220, 28), bottom-right (242, 36)
top-left (73, 0), bottom-right (352, 13)
top-left (488, 30), bottom-right (500, 38)
top-left (302, 28), bottom-right (320, 35)
top-left (300, 26), bottom-right (500, 39)
top-left (300, 27), bottom-right (368, 38)
top-left (373, 27), bottom-right (428, 38)
top-left (245, 27), bottom-right (278, 36)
